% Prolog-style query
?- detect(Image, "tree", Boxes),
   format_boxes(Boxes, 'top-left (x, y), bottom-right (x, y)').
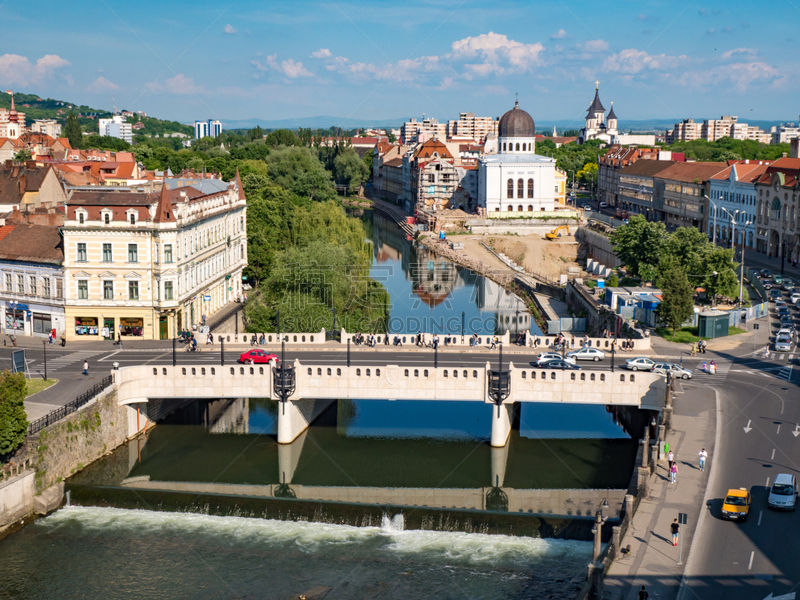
top-left (333, 149), bottom-right (369, 192)
top-left (0, 371), bottom-right (28, 457)
top-left (13, 149), bottom-right (32, 162)
top-left (700, 246), bottom-right (739, 302)
top-left (65, 112), bottom-right (82, 149)
top-left (611, 215), bottom-right (667, 281)
top-left (656, 267), bottom-right (695, 335)
top-left (577, 161), bottom-right (598, 185)
top-left (265, 146), bottom-right (336, 202)
top-left (265, 129), bottom-right (298, 148)
top-left (386, 132), bottom-right (396, 143)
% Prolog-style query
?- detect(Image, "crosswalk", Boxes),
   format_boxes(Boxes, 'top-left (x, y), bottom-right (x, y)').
top-left (41, 350), bottom-right (108, 371)
top-left (693, 359), bottom-right (733, 384)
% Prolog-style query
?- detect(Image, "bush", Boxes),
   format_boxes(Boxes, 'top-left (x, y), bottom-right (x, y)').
top-left (0, 371), bottom-right (28, 457)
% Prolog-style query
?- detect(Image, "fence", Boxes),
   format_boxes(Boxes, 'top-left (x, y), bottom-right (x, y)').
top-left (547, 317), bottom-right (588, 334)
top-left (27, 376), bottom-right (114, 436)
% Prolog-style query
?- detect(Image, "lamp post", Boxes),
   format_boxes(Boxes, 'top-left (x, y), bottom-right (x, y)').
top-left (704, 195), bottom-right (723, 245)
top-left (781, 240), bottom-right (787, 276)
top-left (719, 207), bottom-right (739, 255)
top-left (42, 339), bottom-right (47, 381)
top-left (592, 498), bottom-right (610, 562)
top-left (739, 221), bottom-right (751, 307)
top-left (711, 271), bottom-right (719, 307)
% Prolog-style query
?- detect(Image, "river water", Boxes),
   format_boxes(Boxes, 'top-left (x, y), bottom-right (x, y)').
top-left (0, 209), bottom-right (639, 599)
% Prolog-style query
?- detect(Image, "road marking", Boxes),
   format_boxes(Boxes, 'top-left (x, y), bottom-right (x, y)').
top-left (97, 351), bottom-right (121, 362)
top-left (772, 448), bottom-right (776, 460)
top-left (749, 551), bottom-right (755, 570)
top-left (758, 510), bottom-right (763, 526)
top-left (777, 424), bottom-right (781, 435)
top-left (766, 476), bottom-right (771, 488)
top-left (744, 420), bottom-right (753, 433)
top-left (793, 424), bottom-right (800, 438)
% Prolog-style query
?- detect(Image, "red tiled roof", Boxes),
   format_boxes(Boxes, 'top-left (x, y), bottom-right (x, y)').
top-left (653, 161), bottom-right (728, 183)
top-left (0, 225), bottom-right (15, 242)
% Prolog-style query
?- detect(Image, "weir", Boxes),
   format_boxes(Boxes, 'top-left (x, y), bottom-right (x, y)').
top-left (115, 361), bottom-right (665, 446)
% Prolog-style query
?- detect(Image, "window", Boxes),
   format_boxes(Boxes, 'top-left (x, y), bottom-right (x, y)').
top-left (102, 243), bottom-right (112, 263)
top-left (29, 276), bottom-right (36, 296)
top-left (78, 280), bottom-right (88, 300)
top-left (517, 178), bottom-right (524, 198)
top-left (128, 281), bottom-right (139, 300)
top-left (78, 213), bottom-right (84, 224)
top-left (103, 280), bottom-right (114, 300)
top-left (43, 278), bottom-right (50, 298)
top-left (77, 243), bottom-right (87, 262)
top-left (164, 244), bottom-right (173, 263)
top-left (507, 179), bottom-right (514, 198)
top-left (128, 243), bottom-right (138, 263)
top-left (17, 274), bottom-right (24, 293)
top-left (56, 279), bottom-right (63, 298)
top-left (4, 274), bottom-right (10, 292)
top-left (164, 281), bottom-right (174, 300)
top-left (154, 243), bottom-right (159, 264)
top-left (527, 178), bottom-right (534, 198)
top-left (130, 213), bottom-right (136, 225)
top-left (104, 213), bottom-right (110, 225)
top-left (515, 143), bottom-right (520, 151)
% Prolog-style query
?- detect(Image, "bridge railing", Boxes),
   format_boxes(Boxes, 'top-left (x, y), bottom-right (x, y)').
top-left (28, 376), bottom-right (114, 435)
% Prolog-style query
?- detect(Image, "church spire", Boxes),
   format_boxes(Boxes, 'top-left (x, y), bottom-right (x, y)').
top-left (589, 83), bottom-right (605, 114)
top-left (607, 101), bottom-right (617, 121)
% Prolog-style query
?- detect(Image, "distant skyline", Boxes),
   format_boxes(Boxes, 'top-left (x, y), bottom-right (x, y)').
top-left (1, 1), bottom-right (798, 129)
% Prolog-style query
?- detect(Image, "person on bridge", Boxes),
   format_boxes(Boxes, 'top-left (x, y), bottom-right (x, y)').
top-left (384, 333), bottom-right (389, 345)
top-left (699, 448), bottom-right (708, 472)
top-left (432, 334), bottom-right (439, 349)
top-left (532, 333), bottom-right (539, 348)
top-left (670, 461), bottom-right (678, 484)
top-left (470, 333), bottom-right (478, 347)
top-left (207, 333), bottom-right (214, 345)
top-left (191, 336), bottom-right (198, 352)
top-left (638, 585), bottom-right (648, 600)
top-left (393, 335), bottom-right (402, 347)
top-left (490, 336), bottom-right (498, 350)
top-left (670, 518), bottom-right (680, 546)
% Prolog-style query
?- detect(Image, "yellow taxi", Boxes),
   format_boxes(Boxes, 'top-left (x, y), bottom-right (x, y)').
top-left (721, 488), bottom-right (751, 521)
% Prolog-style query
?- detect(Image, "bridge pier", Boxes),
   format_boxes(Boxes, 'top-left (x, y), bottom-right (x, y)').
top-left (491, 440), bottom-right (510, 486)
top-left (278, 429), bottom-right (308, 484)
top-left (277, 399), bottom-right (335, 444)
top-left (490, 403), bottom-right (514, 447)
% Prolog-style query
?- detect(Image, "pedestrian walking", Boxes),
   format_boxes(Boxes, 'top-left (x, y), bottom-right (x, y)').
top-left (490, 336), bottom-right (498, 350)
top-left (699, 448), bottom-right (708, 471)
top-left (667, 450), bottom-right (674, 472)
top-left (638, 585), bottom-right (649, 600)
top-left (690, 343), bottom-right (697, 356)
top-left (671, 518), bottom-right (680, 546)
top-left (765, 344), bottom-right (770, 359)
top-left (533, 333), bottom-right (539, 348)
top-left (83, 360), bottom-right (89, 376)
top-left (670, 461), bottom-right (678, 484)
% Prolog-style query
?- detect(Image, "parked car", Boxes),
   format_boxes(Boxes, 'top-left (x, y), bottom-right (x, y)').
top-left (599, 201), bottom-right (608, 208)
top-left (625, 357), bottom-right (655, 371)
top-left (780, 316), bottom-right (794, 328)
top-left (538, 358), bottom-right (581, 370)
top-left (768, 473), bottom-right (797, 510)
top-left (565, 347), bottom-right (606, 362)
top-left (238, 349), bottom-right (279, 365)
top-left (652, 362), bottom-right (693, 379)
top-left (721, 488), bottom-right (751, 521)
top-left (777, 306), bottom-right (790, 316)
top-left (535, 352), bottom-right (576, 366)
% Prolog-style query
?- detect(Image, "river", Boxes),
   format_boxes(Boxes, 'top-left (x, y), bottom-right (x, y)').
top-left (0, 208), bottom-right (638, 599)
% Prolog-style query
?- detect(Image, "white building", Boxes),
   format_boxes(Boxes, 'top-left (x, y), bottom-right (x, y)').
top-left (99, 115), bottom-right (133, 144)
top-left (31, 119), bottom-right (62, 138)
top-left (578, 83), bottom-right (656, 146)
top-left (446, 113), bottom-right (498, 142)
top-left (477, 101), bottom-right (557, 215)
top-left (0, 94), bottom-right (24, 140)
top-left (772, 121), bottom-right (800, 145)
top-left (708, 161), bottom-right (770, 249)
top-left (195, 119), bottom-right (223, 140)
top-left (400, 117), bottom-right (446, 144)
top-left (208, 120), bottom-right (222, 138)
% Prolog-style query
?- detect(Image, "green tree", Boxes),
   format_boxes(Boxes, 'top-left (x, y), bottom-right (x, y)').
top-left (333, 149), bottom-right (369, 191)
top-left (13, 149), bottom-right (32, 162)
top-left (386, 132), bottom-right (396, 143)
top-left (660, 226), bottom-right (711, 277)
top-left (700, 246), bottom-right (739, 302)
top-left (0, 371), bottom-right (28, 457)
top-left (577, 161), bottom-right (598, 185)
top-left (611, 215), bottom-right (667, 282)
top-left (265, 146), bottom-right (336, 202)
top-left (65, 112), bottom-right (82, 149)
top-left (265, 129), bottom-right (299, 148)
top-left (656, 267), bottom-right (695, 335)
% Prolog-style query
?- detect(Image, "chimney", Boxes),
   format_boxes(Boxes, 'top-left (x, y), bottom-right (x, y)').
top-left (18, 174), bottom-right (26, 195)
top-left (25, 160), bottom-right (36, 169)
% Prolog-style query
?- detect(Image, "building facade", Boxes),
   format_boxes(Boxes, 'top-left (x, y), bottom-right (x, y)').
top-left (0, 94), bottom-right (24, 140)
top-left (400, 117), bottom-right (446, 144)
top-left (578, 84), bottom-right (656, 146)
top-left (446, 113), bottom-right (498, 142)
top-left (98, 115), bottom-right (133, 144)
top-left (708, 161), bottom-right (769, 249)
top-left (653, 163), bottom-right (727, 231)
top-left (754, 158), bottom-right (800, 261)
top-left (0, 221), bottom-right (65, 338)
top-left (477, 101), bottom-right (557, 215)
top-left (666, 115), bottom-right (771, 144)
top-left (617, 160), bottom-right (676, 220)
top-left (62, 176), bottom-right (247, 341)
top-left (597, 146), bottom-right (661, 208)
top-left (31, 119), bottom-right (62, 138)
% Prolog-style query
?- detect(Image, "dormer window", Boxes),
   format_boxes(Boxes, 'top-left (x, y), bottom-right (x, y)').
top-left (79, 213), bottom-right (84, 224)
top-left (104, 213), bottom-right (110, 225)
top-left (130, 213), bottom-right (136, 225)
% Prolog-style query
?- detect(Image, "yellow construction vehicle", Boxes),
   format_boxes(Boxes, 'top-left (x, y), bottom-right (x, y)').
top-left (545, 225), bottom-right (570, 240)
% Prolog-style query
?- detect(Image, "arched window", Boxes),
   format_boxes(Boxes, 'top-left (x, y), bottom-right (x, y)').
top-left (503, 143), bottom-right (506, 151)
top-left (518, 205), bottom-right (523, 212)
top-left (527, 178), bottom-right (534, 198)
top-left (515, 143), bottom-right (520, 151)
top-left (748, 231), bottom-right (753, 246)
top-left (528, 205), bottom-right (533, 211)
top-left (517, 178), bottom-right (524, 198)
top-left (507, 179), bottom-right (514, 198)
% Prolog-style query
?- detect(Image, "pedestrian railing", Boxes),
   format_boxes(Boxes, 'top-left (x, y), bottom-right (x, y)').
top-left (27, 376), bottom-right (114, 436)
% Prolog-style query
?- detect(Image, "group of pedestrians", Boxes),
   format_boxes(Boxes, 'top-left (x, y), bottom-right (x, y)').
top-left (662, 446), bottom-right (709, 549)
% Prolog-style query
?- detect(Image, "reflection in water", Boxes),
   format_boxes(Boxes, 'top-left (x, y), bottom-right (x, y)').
top-left (366, 210), bottom-right (540, 336)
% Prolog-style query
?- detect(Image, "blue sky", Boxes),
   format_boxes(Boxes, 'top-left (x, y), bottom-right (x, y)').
top-left (0, 1), bottom-right (796, 127)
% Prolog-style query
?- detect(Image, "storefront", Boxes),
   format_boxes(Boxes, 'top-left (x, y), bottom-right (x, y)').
top-left (120, 317), bottom-right (144, 337)
top-left (3, 302), bottom-right (65, 338)
top-left (5, 303), bottom-right (26, 332)
top-left (74, 316), bottom-right (99, 337)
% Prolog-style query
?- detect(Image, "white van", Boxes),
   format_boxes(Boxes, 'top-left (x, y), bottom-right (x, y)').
top-left (768, 473), bottom-right (797, 510)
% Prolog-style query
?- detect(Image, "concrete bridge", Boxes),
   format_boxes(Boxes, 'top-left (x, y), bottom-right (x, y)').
top-left (115, 360), bottom-right (665, 447)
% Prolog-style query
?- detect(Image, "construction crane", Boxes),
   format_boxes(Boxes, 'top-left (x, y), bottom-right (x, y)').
top-left (545, 225), bottom-right (570, 240)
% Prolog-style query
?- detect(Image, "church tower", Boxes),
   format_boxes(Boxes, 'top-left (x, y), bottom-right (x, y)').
top-left (606, 102), bottom-right (618, 134)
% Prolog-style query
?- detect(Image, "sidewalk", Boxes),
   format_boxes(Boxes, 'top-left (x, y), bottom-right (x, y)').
top-left (604, 385), bottom-right (717, 600)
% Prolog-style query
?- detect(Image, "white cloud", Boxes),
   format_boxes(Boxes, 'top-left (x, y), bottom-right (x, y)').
top-left (0, 53), bottom-right (70, 86)
top-left (310, 48), bottom-right (332, 59)
top-left (449, 32), bottom-right (545, 76)
top-left (146, 73), bottom-right (205, 95)
top-left (721, 48), bottom-right (756, 59)
top-left (582, 39), bottom-right (609, 52)
top-left (224, 24), bottom-right (237, 34)
top-left (87, 76), bottom-right (119, 93)
top-left (602, 48), bottom-right (688, 74)
top-left (550, 29), bottom-right (567, 40)
top-left (692, 61), bottom-right (783, 92)
top-left (252, 55), bottom-right (312, 78)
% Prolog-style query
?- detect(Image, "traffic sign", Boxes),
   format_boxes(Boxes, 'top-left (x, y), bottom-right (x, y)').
top-left (678, 513), bottom-right (687, 524)
top-left (203, 295), bottom-right (211, 301)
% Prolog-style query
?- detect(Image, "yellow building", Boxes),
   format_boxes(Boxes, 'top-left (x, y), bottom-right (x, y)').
top-left (555, 167), bottom-right (567, 204)
top-left (62, 175), bottom-right (247, 341)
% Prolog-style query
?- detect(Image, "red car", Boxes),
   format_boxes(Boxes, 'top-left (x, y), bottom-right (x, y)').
top-left (238, 350), bottom-right (279, 365)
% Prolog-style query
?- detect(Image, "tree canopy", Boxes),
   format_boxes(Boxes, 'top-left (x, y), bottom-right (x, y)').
top-left (611, 215), bottom-right (667, 282)
top-left (0, 371), bottom-right (27, 457)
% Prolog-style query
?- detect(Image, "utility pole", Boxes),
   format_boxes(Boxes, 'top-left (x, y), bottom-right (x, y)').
top-left (42, 339), bottom-right (47, 381)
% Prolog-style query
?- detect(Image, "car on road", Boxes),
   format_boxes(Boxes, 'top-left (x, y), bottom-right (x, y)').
top-left (625, 357), bottom-right (655, 371)
top-left (565, 347), bottom-right (606, 362)
top-left (535, 352), bottom-right (576, 366)
top-left (770, 289), bottom-right (782, 300)
top-left (721, 488), bottom-right (751, 521)
top-left (652, 362), bottom-right (693, 379)
top-left (582, 203), bottom-right (592, 210)
top-left (783, 278), bottom-right (797, 290)
top-left (538, 358), bottom-right (581, 370)
top-left (775, 334), bottom-right (793, 352)
top-left (764, 281), bottom-right (774, 289)
top-left (791, 293), bottom-right (800, 304)
top-left (775, 299), bottom-right (788, 308)
top-left (777, 305), bottom-right (790, 315)
top-left (780, 316), bottom-right (794, 328)
top-left (768, 474), bottom-right (797, 510)
top-left (238, 349), bottom-right (279, 365)
top-left (599, 201), bottom-right (608, 208)
top-left (759, 269), bottom-right (773, 278)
